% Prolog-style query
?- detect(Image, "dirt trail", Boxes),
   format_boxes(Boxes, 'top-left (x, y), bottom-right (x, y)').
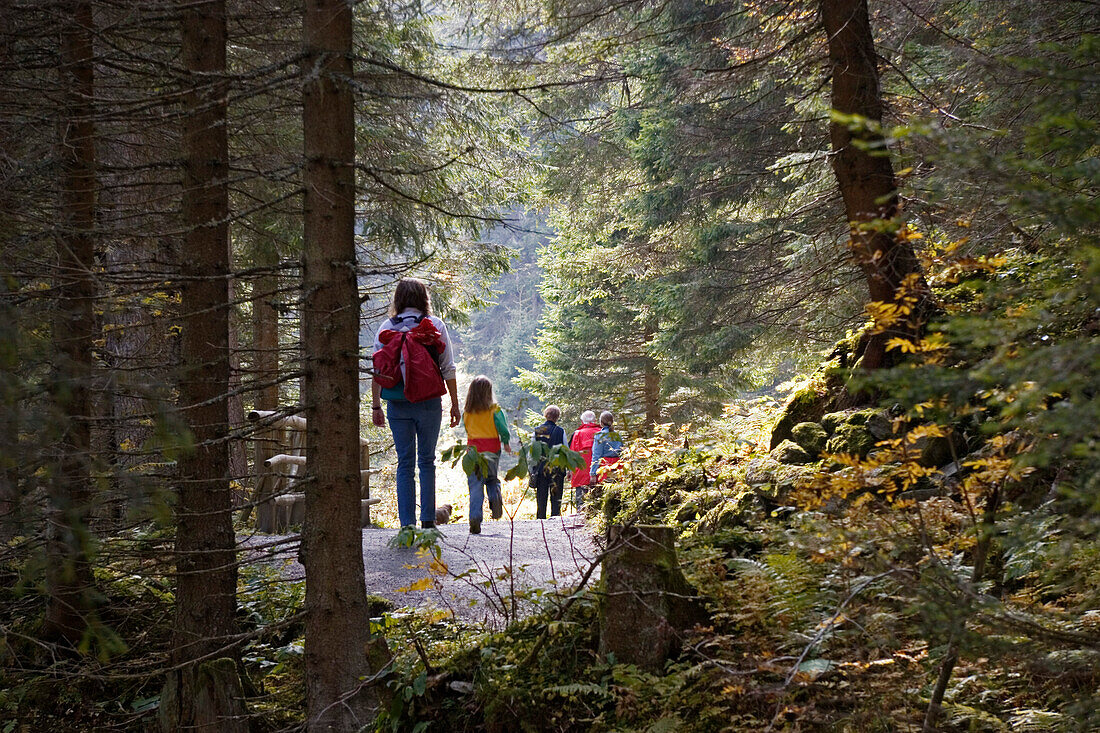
top-left (242, 516), bottom-right (600, 625)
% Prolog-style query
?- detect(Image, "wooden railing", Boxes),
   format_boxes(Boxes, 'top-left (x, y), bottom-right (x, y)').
top-left (246, 410), bottom-right (380, 533)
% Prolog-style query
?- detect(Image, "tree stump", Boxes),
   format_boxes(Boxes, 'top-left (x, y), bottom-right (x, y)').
top-left (599, 525), bottom-right (705, 671)
top-left (158, 657), bottom-right (247, 733)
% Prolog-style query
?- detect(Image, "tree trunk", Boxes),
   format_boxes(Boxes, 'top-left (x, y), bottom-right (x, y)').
top-left (302, 0), bottom-right (388, 729)
top-left (227, 280), bottom-right (248, 504)
top-left (164, 0), bottom-right (246, 729)
top-left (599, 525), bottom-right (704, 671)
top-left (252, 267), bottom-right (281, 414)
top-left (247, 251), bottom-right (280, 529)
top-left (819, 0), bottom-right (928, 369)
top-left (44, 0), bottom-right (97, 643)
top-left (0, 0), bottom-right (19, 541)
top-left (94, 3), bottom-right (180, 526)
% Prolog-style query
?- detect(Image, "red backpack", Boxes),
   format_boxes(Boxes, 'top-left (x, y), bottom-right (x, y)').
top-left (372, 315), bottom-right (447, 403)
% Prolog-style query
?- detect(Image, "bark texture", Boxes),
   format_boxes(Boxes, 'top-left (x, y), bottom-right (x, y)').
top-left (44, 0), bottom-right (97, 643)
top-left (166, 0), bottom-right (246, 729)
top-left (0, 0), bottom-right (17, 541)
top-left (302, 0), bottom-right (388, 728)
top-left (247, 253), bottom-right (280, 529)
top-left (158, 658), bottom-right (247, 733)
top-left (599, 525), bottom-right (705, 671)
top-left (227, 285), bottom-right (248, 500)
top-left (95, 3), bottom-right (179, 526)
top-left (820, 0), bottom-right (928, 369)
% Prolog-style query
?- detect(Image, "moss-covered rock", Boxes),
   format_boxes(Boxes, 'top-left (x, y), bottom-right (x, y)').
top-left (745, 457), bottom-right (815, 499)
top-left (769, 384), bottom-right (832, 449)
top-left (770, 439), bottom-right (813, 465)
top-left (911, 435), bottom-right (956, 468)
top-left (672, 489), bottom-right (727, 524)
top-left (697, 500), bottom-right (744, 533)
top-left (825, 422), bottom-right (876, 458)
top-left (366, 594), bottom-right (395, 618)
top-left (865, 411), bottom-right (896, 441)
top-left (845, 409), bottom-right (873, 426)
top-left (790, 422), bottom-right (828, 456)
top-left (820, 411), bottom-right (849, 435)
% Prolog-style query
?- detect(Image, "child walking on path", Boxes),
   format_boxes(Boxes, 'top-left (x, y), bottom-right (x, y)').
top-left (461, 376), bottom-right (511, 534)
top-left (533, 405), bottom-right (566, 519)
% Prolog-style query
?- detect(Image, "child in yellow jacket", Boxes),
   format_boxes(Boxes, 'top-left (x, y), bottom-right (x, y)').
top-left (461, 376), bottom-right (511, 534)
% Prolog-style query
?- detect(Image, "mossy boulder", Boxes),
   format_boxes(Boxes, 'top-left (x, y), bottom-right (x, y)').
top-left (845, 409), bottom-right (872, 426)
top-left (865, 411), bottom-right (896, 441)
top-left (910, 434), bottom-right (956, 468)
top-left (825, 422), bottom-right (876, 458)
top-left (820, 411), bottom-right (850, 435)
top-left (745, 457), bottom-right (815, 499)
top-left (770, 439), bottom-right (813, 465)
top-left (672, 489), bottom-right (727, 524)
top-left (366, 594), bottom-right (396, 618)
top-left (769, 385), bottom-right (832, 449)
top-left (790, 422), bottom-right (828, 456)
top-left (697, 500), bottom-right (744, 533)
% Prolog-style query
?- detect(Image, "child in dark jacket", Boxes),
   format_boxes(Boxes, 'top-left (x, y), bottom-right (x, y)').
top-left (532, 405), bottom-right (565, 519)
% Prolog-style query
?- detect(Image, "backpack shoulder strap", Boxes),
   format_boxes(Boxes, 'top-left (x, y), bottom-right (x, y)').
top-left (394, 313), bottom-right (426, 326)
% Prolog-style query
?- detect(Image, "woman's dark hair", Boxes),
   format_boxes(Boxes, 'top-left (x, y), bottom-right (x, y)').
top-left (390, 277), bottom-right (432, 317)
top-left (464, 375), bottom-right (495, 414)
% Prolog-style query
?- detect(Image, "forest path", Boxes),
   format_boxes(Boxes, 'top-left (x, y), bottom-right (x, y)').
top-left (241, 515), bottom-right (600, 625)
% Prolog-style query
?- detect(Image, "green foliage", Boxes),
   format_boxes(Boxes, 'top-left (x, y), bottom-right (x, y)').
top-left (440, 437), bottom-right (585, 484)
top-left (459, 210), bottom-right (546, 414)
top-left (387, 525), bottom-right (444, 555)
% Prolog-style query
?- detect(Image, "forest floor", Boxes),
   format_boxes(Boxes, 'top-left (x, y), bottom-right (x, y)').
top-left (239, 515), bottom-right (599, 625)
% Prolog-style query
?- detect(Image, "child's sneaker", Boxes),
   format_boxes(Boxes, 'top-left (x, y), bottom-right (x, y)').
top-left (470, 519), bottom-right (481, 534)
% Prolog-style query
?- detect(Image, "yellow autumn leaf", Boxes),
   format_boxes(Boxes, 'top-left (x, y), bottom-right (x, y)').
top-left (886, 337), bottom-right (917, 353)
top-left (398, 577), bottom-right (433, 593)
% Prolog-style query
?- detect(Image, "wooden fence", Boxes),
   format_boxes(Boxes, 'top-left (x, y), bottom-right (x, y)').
top-left (245, 410), bottom-right (380, 533)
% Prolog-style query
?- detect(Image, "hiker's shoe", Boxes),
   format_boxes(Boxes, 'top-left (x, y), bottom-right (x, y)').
top-left (469, 519), bottom-right (481, 534)
top-left (421, 520), bottom-right (435, 529)
top-left (489, 495), bottom-right (503, 520)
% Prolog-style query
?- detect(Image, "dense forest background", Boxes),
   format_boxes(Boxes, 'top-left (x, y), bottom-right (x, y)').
top-left (1, 0), bottom-right (1098, 731)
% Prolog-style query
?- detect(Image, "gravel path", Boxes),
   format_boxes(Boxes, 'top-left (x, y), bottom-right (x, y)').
top-left (241, 516), bottom-right (601, 625)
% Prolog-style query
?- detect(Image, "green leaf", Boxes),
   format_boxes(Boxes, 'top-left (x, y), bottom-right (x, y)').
top-left (504, 447), bottom-right (529, 481)
top-left (412, 671), bottom-right (427, 697)
top-left (797, 658), bottom-right (834, 680)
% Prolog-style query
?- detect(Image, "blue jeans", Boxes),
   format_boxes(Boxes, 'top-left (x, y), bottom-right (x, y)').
top-left (467, 451), bottom-right (501, 523)
top-left (387, 397), bottom-right (442, 527)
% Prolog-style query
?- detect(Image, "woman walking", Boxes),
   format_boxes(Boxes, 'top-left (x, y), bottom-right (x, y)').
top-left (568, 410), bottom-right (601, 509)
top-left (461, 376), bottom-right (512, 534)
top-left (371, 278), bottom-right (460, 529)
top-left (589, 411), bottom-right (623, 484)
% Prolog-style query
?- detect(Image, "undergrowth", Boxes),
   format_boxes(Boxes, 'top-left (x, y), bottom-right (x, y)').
top-left (376, 243), bottom-right (1100, 732)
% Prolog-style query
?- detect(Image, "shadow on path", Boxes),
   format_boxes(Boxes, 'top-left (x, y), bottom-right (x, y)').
top-left (240, 516), bottom-right (599, 624)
